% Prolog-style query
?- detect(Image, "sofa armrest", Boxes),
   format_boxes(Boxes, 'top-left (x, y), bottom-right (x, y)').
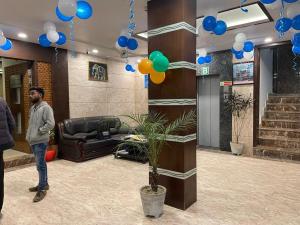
top-left (62, 133), bottom-right (87, 142)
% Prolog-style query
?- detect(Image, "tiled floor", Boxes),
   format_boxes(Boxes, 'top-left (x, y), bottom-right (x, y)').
top-left (1, 150), bottom-right (300, 225)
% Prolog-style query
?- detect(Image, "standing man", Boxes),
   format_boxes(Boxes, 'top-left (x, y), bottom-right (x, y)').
top-left (0, 97), bottom-right (15, 214)
top-left (26, 87), bottom-right (55, 203)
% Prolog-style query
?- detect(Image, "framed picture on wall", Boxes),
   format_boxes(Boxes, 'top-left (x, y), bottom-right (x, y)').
top-left (233, 62), bottom-right (254, 85)
top-left (88, 61), bottom-right (108, 81)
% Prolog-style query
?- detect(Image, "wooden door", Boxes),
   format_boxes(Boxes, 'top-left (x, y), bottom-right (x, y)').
top-left (4, 62), bottom-right (31, 153)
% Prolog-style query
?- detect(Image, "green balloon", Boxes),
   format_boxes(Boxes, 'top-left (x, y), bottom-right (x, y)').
top-left (149, 51), bottom-right (163, 61)
top-left (153, 55), bottom-right (169, 72)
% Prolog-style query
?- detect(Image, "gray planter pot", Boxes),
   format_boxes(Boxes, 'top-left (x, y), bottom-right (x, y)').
top-left (230, 142), bottom-right (244, 155)
top-left (140, 185), bottom-right (166, 218)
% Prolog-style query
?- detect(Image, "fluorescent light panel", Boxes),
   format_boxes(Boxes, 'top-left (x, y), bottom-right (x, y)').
top-left (137, 3), bottom-right (270, 39)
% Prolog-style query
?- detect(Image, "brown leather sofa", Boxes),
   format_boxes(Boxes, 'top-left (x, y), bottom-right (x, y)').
top-left (57, 116), bottom-right (128, 162)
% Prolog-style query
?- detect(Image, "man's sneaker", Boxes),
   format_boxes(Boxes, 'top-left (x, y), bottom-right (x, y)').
top-left (33, 191), bottom-right (47, 203)
top-left (29, 184), bottom-right (49, 192)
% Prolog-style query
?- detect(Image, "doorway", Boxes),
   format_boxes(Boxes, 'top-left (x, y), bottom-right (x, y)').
top-left (197, 75), bottom-right (220, 148)
top-left (1, 58), bottom-right (32, 154)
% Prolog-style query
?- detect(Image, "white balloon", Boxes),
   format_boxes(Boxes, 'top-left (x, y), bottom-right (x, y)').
top-left (43, 22), bottom-right (56, 33)
top-left (233, 42), bottom-right (244, 51)
top-left (244, 50), bottom-right (254, 60)
top-left (58, 0), bottom-right (77, 17)
top-left (287, 3), bottom-right (300, 19)
top-left (265, 0), bottom-right (282, 10)
top-left (0, 36), bottom-right (6, 46)
top-left (47, 30), bottom-right (59, 43)
top-left (235, 33), bottom-right (247, 43)
top-left (198, 48), bottom-right (207, 57)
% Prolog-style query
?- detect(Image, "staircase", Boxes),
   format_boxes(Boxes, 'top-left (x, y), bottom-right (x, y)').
top-left (254, 94), bottom-right (300, 161)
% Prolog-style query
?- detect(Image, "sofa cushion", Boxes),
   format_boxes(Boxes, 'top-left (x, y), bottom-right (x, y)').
top-left (86, 120), bottom-right (101, 132)
top-left (74, 131), bottom-right (97, 139)
top-left (64, 119), bottom-right (87, 135)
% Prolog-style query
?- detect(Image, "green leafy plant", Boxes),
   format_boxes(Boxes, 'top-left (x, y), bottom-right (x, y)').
top-left (49, 129), bottom-right (56, 145)
top-left (225, 91), bottom-right (253, 144)
top-left (116, 110), bottom-right (196, 193)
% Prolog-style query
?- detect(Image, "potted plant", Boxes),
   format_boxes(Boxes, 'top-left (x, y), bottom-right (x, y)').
top-left (46, 129), bottom-right (57, 162)
top-left (225, 91), bottom-right (253, 155)
top-left (117, 111), bottom-right (196, 218)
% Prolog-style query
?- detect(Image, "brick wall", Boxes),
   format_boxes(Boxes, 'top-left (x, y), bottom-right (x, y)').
top-left (36, 62), bottom-right (53, 106)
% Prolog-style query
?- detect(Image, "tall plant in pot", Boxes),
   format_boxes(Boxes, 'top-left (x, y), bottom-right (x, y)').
top-left (117, 111), bottom-right (196, 218)
top-left (225, 91), bottom-right (253, 155)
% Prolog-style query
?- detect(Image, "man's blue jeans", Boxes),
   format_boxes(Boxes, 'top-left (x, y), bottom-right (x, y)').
top-left (31, 143), bottom-right (48, 190)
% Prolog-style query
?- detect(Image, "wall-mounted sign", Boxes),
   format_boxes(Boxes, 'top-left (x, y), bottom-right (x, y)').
top-left (200, 66), bottom-right (210, 76)
top-left (220, 81), bottom-right (233, 86)
top-left (89, 62), bottom-right (108, 82)
top-left (233, 62), bottom-right (254, 85)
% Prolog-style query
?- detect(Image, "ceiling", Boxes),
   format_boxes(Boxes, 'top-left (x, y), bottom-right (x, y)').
top-left (0, 0), bottom-right (293, 60)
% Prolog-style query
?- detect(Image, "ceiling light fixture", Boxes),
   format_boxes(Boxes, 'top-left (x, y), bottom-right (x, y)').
top-left (264, 37), bottom-right (272, 43)
top-left (92, 49), bottom-right (99, 54)
top-left (137, 59), bottom-right (141, 63)
top-left (18, 33), bottom-right (27, 39)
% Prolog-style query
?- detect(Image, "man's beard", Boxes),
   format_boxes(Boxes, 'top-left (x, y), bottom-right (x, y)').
top-left (31, 98), bottom-right (40, 104)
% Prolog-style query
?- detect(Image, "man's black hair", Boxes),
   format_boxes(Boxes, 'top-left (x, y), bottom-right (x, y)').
top-left (29, 87), bottom-right (45, 98)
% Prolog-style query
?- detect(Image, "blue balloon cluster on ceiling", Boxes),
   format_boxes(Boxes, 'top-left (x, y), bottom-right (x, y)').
top-left (202, 16), bottom-right (227, 36)
top-left (56, 0), bottom-right (93, 22)
top-left (116, 35), bottom-right (139, 51)
top-left (125, 64), bottom-right (136, 72)
top-left (0, 39), bottom-right (13, 51)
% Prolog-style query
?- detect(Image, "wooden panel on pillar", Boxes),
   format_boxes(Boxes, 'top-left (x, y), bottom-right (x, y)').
top-left (148, 0), bottom-right (197, 210)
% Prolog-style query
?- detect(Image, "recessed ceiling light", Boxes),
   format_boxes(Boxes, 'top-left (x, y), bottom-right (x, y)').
top-left (92, 49), bottom-right (99, 54)
top-left (264, 37), bottom-right (272, 43)
top-left (18, 33), bottom-right (27, 39)
top-left (137, 59), bottom-right (141, 63)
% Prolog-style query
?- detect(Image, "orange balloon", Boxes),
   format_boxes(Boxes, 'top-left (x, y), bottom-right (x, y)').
top-left (150, 71), bottom-right (166, 85)
top-left (138, 59), bottom-right (153, 74)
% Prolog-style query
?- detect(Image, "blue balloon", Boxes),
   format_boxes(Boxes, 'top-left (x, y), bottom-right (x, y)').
top-left (231, 48), bottom-right (241, 54)
top-left (204, 55), bottom-right (213, 63)
top-left (203, 16), bottom-right (217, 32)
top-left (56, 32), bottom-right (67, 45)
top-left (260, 0), bottom-right (276, 3)
top-left (292, 15), bottom-right (300, 30)
top-left (76, 1), bottom-right (93, 20)
top-left (292, 45), bottom-right (300, 55)
top-left (283, 0), bottom-right (298, 3)
top-left (243, 41), bottom-right (254, 52)
top-left (275, 18), bottom-right (292, 32)
top-left (213, 20), bottom-right (227, 35)
top-left (197, 57), bottom-right (205, 64)
top-left (292, 33), bottom-right (300, 46)
top-left (117, 36), bottom-right (128, 48)
top-left (127, 38), bottom-right (138, 50)
top-left (56, 6), bottom-right (74, 22)
top-left (38, 34), bottom-right (51, 47)
top-left (125, 64), bottom-right (135, 72)
top-left (235, 51), bottom-right (244, 59)
top-left (0, 39), bottom-right (12, 51)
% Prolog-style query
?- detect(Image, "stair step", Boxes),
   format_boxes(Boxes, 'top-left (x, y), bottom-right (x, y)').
top-left (266, 103), bottom-right (300, 112)
top-left (268, 95), bottom-right (300, 104)
top-left (259, 136), bottom-right (300, 149)
top-left (259, 127), bottom-right (300, 139)
top-left (261, 119), bottom-right (300, 129)
top-left (264, 111), bottom-right (300, 120)
top-left (254, 145), bottom-right (300, 161)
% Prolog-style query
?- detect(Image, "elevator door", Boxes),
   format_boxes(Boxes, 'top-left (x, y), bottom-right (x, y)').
top-left (197, 75), bottom-right (220, 148)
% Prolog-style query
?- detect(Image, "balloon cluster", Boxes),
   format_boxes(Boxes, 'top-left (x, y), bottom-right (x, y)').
top-left (38, 22), bottom-right (67, 47)
top-left (138, 51), bottom-right (169, 85)
top-left (0, 30), bottom-right (13, 51)
top-left (197, 49), bottom-right (213, 64)
top-left (231, 33), bottom-right (255, 60)
top-left (56, 0), bottom-right (93, 22)
top-left (116, 35), bottom-right (139, 52)
top-left (202, 16), bottom-right (227, 36)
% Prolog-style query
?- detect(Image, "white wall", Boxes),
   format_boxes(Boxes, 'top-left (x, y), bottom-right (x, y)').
top-left (259, 48), bottom-right (273, 122)
top-left (68, 52), bottom-right (148, 120)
